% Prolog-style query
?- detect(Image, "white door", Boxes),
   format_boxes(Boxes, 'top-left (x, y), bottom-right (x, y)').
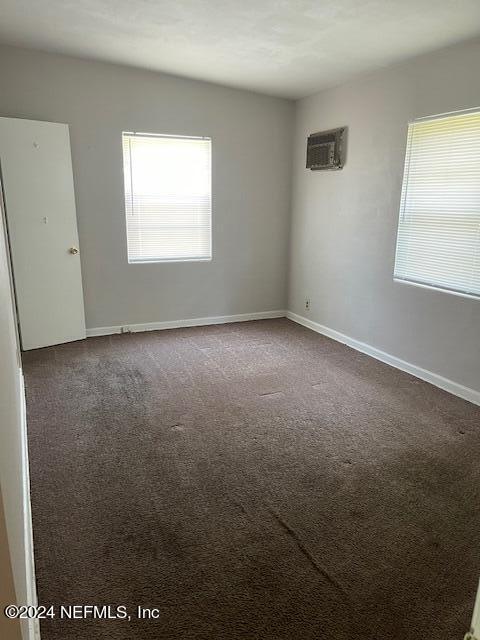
top-left (0, 117), bottom-right (86, 350)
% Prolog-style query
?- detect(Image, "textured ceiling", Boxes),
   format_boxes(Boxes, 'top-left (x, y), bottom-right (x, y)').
top-left (1, 0), bottom-right (480, 98)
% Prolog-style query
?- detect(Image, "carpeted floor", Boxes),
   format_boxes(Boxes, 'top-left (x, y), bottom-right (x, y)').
top-left (23, 318), bottom-right (480, 640)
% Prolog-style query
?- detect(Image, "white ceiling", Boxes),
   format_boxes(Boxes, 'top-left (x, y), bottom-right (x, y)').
top-left (1, 0), bottom-right (480, 99)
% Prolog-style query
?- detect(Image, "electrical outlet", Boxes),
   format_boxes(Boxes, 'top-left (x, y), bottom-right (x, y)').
top-left (305, 298), bottom-right (310, 310)
top-left (120, 326), bottom-right (132, 334)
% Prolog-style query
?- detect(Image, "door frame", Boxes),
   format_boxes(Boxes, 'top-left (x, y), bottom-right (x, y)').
top-left (0, 161), bottom-right (22, 360)
top-left (0, 172), bottom-right (40, 640)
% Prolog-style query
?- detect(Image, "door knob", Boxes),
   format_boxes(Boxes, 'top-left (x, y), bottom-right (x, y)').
top-left (69, 247), bottom-right (79, 255)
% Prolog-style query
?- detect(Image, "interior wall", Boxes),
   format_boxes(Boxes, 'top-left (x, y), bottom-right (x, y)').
top-left (0, 189), bottom-right (32, 638)
top-left (0, 490), bottom-right (21, 640)
top-left (0, 44), bottom-right (294, 330)
top-left (289, 38), bottom-right (480, 393)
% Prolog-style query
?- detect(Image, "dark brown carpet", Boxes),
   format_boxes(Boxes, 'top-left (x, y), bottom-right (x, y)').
top-left (23, 318), bottom-right (480, 640)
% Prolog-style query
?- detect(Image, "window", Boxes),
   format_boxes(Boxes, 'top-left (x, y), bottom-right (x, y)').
top-left (394, 109), bottom-right (480, 299)
top-left (122, 132), bottom-right (212, 263)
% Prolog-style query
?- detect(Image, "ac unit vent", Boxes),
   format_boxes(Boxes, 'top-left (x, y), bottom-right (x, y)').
top-left (306, 127), bottom-right (346, 171)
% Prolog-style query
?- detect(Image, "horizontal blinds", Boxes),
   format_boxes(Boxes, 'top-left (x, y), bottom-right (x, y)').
top-left (394, 110), bottom-right (480, 298)
top-left (123, 133), bottom-right (212, 262)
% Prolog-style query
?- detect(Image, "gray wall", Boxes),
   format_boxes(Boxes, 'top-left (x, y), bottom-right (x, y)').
top-left (0, 45), bottom-right (293, 330)
top-left (289, 38), bottom-right (480, 392)
top-left (1, 40), bottom-right (479, 392)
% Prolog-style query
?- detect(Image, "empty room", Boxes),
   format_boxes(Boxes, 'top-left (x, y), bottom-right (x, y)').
top-left (1, 2), bottom-right (480, 639)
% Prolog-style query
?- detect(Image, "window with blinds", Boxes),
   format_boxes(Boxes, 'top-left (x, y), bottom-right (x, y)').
top-left (122, 132), bottom-right (212, 263)
top-left (394, 109), bottom-right (480, 299)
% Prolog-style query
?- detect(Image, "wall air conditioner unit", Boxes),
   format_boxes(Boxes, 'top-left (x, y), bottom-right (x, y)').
top-left (306, 127), bottom-right (346, 170)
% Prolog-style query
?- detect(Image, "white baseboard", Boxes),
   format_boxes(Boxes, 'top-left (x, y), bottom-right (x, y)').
top-left (86, 307), bottom-right (479, 406)
top-left (86, 310), bottom-right (286, 338)
top-left (286, 311), bottom-right (480, 406)
top-left (19, 371), bottom-right (40, 640)
top-left (470, 579), bottom-right (480, 640)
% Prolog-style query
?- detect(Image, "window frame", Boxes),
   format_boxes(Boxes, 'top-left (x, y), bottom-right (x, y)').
top-left (393, 107), bottom-right (480, 301)
top-left (122, 131), bottom-right (213, 265)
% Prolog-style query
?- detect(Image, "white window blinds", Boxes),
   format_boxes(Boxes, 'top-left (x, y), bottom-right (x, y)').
top-left (394, 109), bottom-right (480, 299)
top-left (122, 133), bottom-right (212, 262)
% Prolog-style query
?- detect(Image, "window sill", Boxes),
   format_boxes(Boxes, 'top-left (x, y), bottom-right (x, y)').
top-left (393, 277), bottom-right (479, 301)
top-left (128, 258), bottom-right (212, 264)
